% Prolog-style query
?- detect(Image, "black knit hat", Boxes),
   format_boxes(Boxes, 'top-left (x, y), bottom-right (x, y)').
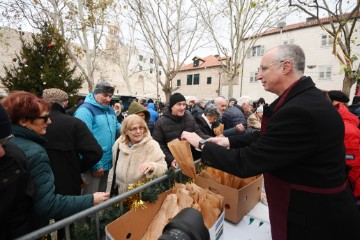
top-left (169, 93), bottom-right (186, 109)
top-left (93, 81), bottom-right (114, 95)
top-left (229, 97), bottom-right (237, 105)
top-left (0, 103), bottom-right (11, 139)
top-left (328, 90), bottom-right (349, 103)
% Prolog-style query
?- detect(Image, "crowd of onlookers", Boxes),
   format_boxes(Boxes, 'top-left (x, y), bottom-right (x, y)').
top-left (1, 44), bottom-right (360, 239)
top-left (1, 84), bottom-right (359, 239)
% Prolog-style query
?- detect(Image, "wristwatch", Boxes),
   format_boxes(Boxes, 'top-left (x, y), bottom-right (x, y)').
top-left (198, 139), bottom-right (207, 150)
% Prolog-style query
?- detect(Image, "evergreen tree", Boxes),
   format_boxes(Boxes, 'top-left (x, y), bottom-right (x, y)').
top-left (0, 24), bottom-right (83, 97)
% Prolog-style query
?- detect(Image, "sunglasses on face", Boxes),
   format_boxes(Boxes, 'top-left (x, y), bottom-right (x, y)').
top-left (0, 134), bottom-right (14, 145)
top-left (36, 114), bottom-right (50, 122)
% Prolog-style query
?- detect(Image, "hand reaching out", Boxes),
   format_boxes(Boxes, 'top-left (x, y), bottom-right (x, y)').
top-left (93, 192), bottom-right (110, 205)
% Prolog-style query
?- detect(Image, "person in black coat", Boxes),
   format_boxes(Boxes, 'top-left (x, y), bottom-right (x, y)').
top-left (42, 88), bottom-right (103, 239)
top-left (152, 93), bottom-right (210, 169)
top-left (182, 44), bottom-right (360, 240)
top-left (0, 104), bottom-right (34, 239)
top-left (195, 103), bottom-right (220, 137)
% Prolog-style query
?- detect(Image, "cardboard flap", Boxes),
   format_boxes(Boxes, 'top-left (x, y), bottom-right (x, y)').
top-left (167, 139), bottom-right (196, 179)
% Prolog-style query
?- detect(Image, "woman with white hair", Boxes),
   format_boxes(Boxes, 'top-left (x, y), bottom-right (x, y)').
top-left (247, 105), bottom-right (263, 130)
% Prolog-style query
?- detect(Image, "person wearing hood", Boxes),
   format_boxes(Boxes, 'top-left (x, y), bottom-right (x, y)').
top-left (128, 101), bottom-right (155, 134)
top-left (74, 81), bottom-right (121, 194)
top-left (147, 102), bottom-right (159, 123)
top-left (152, 93), bottom-right (210, 169)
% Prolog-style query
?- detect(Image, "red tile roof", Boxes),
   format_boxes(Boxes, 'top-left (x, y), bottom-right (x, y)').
top-left (260, 12), bottom-right (359, 37)
top-left (180, 55), bottom-right (226, 71)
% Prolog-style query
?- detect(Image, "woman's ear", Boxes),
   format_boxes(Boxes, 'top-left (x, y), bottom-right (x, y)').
top-left (19, 118), bottom-right (28, 127)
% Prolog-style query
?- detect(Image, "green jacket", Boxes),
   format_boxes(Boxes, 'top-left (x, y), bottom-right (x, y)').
top-left (10, 124), bottom-right (93, 228)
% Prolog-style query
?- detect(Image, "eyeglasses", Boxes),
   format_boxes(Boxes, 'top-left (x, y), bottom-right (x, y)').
top-left (258, 61), bottom-right (284, 72)
top-left (36, 114), bottom-right (50, 122)
top-left (128, 126), bottom-right (145, 133)
top-left (0, 134), bottom-right (14, 145)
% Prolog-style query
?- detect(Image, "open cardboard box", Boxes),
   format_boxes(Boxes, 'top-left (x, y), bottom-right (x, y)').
top-left (195, 175), bottom-right (262, 223)
top-left (167, 139), bottom-right (262, 224)
top-left (105, 189), bottom-right (225, 240)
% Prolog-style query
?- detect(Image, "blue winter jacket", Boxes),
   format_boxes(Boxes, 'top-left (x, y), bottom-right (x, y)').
top-left (147, 103), bottom-right (159, 123)
top-left (10, 124), bottom-right (93, 229)
top-left (74, 93), bottom-right (120, 172)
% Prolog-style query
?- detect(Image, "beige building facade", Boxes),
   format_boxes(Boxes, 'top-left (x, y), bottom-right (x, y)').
top-left (173, 17), bottom-right (360, 103)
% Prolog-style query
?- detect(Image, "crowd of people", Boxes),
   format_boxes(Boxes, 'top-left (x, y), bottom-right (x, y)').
top-left (1, 44), bottom-right (360, 239)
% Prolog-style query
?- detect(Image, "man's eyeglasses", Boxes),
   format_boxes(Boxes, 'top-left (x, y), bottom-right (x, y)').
top-left (129, 126), bottom-right (145, 133)
top-left (0, 134), bottom-right (14, 145)
top-left (36, 114), bottom-right (50, 122)
top-left (258, 60), bottom-right (284, 72)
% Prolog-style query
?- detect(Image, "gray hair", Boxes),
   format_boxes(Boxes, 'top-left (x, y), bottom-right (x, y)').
top-left (204, 104), bottom-right (221, 117)
top-left (196, 98), bottom-right (207, 105)
top-left (238, 96), bottom-right (252, 106)
top-left (274, 44), bottom-right (305, 73)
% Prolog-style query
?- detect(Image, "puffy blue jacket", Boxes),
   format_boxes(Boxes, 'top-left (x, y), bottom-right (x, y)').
top-left (147, 103), bottom-right (159, 123)
top-left (74, 93), bottom-right (120, 172)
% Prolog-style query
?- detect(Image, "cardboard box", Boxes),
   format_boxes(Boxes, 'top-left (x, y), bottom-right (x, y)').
top-left (105, 189), bottom-right (225, 240)
top-left (195, 175), bottom-right (263, 223)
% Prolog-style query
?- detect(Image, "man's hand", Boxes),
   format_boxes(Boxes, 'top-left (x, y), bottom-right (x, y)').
top-left (181, 131), bottom-right (202, 148)
top-left (170, 160), bottom-right (178, 169)
top-left (207, 137), bottom-right (230, 148)
top-left (138, 162), bottom-right (154, 174)
top-left (235, 123), bottom-right (245, 133)
top-left (92, 168), bottom-right (104, 177)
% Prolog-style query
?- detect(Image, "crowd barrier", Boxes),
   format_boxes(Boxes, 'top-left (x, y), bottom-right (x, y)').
top-left (16, 161), bottom-right (196, 240)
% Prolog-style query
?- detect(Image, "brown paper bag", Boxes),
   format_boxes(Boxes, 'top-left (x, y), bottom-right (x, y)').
top-left (168, 139), bottom-right (196, 179)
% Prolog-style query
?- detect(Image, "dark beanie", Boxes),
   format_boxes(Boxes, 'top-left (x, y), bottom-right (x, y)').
top-left (93, 81), bottom-right (114, 95)
top-left (328, 90), bottom-right (349, 103)
top-left (229, 97), bottom-right (237, 105)
top-left (169, 93), bottom-right (186, 109)
top-left (0, 103), bottom-right (11, 139)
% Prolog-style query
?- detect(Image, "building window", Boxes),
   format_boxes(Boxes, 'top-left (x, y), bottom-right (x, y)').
top-left (321, 35), bottom-right (333, 47)
top-left (283, 39), bottom-right (295, 45)
top-left (251, 45), bottom-right (264, 57)
top-left (139, 55), bottom-right (143, 61)
top-left (207, 77), bottom-right (212, 84)
top-left (150, 58), bottom-right (154, 64)
top-left (193, 59), bottom-right (199, 67)
top-left (139, 66), bottom-right (143, 71)
top-left (319, 66), bottom-right (332, 79)
top-left (250, 72), bottom-right (258, 82)
top-left (177, 79), bottom-right (181, 86)
top-left (187, 75), bottom-right (193, 85)
top-left (150, 68), bottom-right (153, 73)
top-left (193, 74), bottom-right (200, 85)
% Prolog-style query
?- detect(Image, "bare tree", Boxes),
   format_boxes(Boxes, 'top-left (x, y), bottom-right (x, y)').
top-left (193, 0), bottom-right (292, 98)
top-left (289, 0), bottom-right (360, 98)
top-left (0, 0), bottom-right (117, 93)
top-left (126, 0), bottom-right (207, 102)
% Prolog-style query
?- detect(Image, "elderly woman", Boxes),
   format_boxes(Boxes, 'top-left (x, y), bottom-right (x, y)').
top-left (107, 114), bottom-right (167, 194)
top-left (247, 105), bottom-right (263, 130)
top-left (194, 104), bottom-right (221, 137)
top-left (1, 91), bottom-right (109, 230)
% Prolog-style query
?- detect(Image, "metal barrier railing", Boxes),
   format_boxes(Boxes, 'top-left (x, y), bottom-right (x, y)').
top-left (15, 161), bottom-right (196, 240)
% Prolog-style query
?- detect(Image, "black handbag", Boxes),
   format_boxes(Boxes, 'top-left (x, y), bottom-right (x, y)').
top-left (110, 148), bottom-right (120, 197)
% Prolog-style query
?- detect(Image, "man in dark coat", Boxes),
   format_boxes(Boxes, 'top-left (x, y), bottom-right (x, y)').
top-left (0, 103), bottom-right (34, 239)
top-left (43, 88), bottom-right (102, 196)
top-left (152, 93), bottom-right (210, 169)
top-left (42, 88), bottom-right (102, 239)
top-left (182, 44), bottom-right (360, 240)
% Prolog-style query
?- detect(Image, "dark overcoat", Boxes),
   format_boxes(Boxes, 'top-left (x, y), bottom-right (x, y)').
top-left (44, 103), bottom-right (102, 195)
top-left (201, 77), bottom-right (360, 240)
